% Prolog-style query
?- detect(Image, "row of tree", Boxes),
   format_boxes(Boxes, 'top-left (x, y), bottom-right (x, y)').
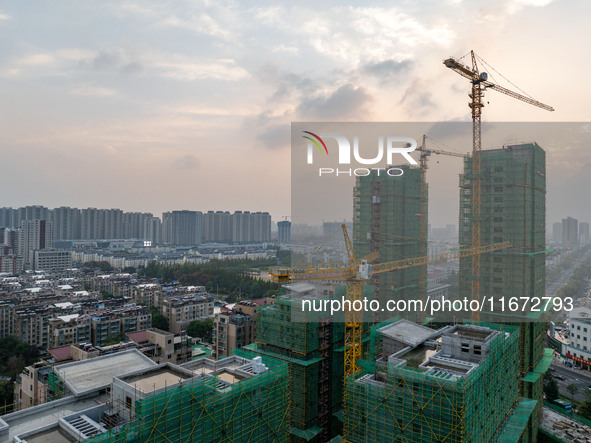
top-left (140, 260), bottom-right (281, 299)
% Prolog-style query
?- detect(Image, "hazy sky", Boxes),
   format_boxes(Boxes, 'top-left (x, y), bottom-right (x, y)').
top-left (1, 0), bottom-right (590, 227)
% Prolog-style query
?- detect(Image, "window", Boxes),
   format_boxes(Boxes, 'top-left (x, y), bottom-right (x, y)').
top-left (474, 345), bottom-right (482, 355)
top-left (126, 396), bottom-right (132, 409)
top-left (461, 343), bottom-right (470, 353)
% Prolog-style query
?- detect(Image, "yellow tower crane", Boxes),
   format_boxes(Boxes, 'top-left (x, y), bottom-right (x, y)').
top-left (443, 50), bottom-right (553, 321)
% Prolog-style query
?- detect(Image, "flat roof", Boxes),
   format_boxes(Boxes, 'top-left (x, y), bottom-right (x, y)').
top-left (124, 368), bottom-right (190, 393)
top-left (20, 426), bottom-right (75, 443)
top-left (54, 350), bottom-right (156, 395)
top-left (3, 394), bottom-right (106, 442)
top-left (379, 319), bottom-right (435, 347)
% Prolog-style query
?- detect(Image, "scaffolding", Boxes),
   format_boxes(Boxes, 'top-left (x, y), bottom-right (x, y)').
top-left (82, 354), bottom-right (289, 443)
top-left (353, 165), bottom-right (426, 321)
top-left (47, 370), bottom-right (64, 401)
top-left (344, 323), bottom-right (525, 443)
top-left (459, 143), bottom-right (547, 441)
top-left (244, 287), bottom-right (369, 442)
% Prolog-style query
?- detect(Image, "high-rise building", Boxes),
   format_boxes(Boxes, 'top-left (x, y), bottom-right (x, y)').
top-left (162, 210), bottom-right (203, 246)
top-left (353, 165), bottom-right (426, 317)
top-left (51, 206), bottom-right (80, 240)
top-left (579, 221), bottom-right (589, 245)
top-left (18, 220), bottom-right (53, 269)
top-left (277, 220), bottom-right (291, 244)
top-left (459, 143), bottom-right (549, 441)
top-left (232, 211), bottom-right (252, 243)
top-left (562, 216), bottom-right (578, 249)
top-left (552, 221), bottom-right (562, 243)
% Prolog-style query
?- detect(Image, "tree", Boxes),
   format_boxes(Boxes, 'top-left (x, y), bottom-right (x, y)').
top-left (567, 383), bottom-right (578, 404)
top-left (150, 306), bottom-right (169, 331)
top-left (187, 318), bottom-right (214, 342)
top-left (579, 390), bottom-right (591, 420)
top-left (104, 332), bottom-right (125, 346)
top-left (544, 373), bottom-right (559, 402)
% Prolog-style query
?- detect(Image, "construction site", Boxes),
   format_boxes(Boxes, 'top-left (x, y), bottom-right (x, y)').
top-left (0, 51), bottom-right (560, 443)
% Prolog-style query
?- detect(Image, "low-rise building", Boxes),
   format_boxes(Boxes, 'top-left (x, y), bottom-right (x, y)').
top-left (566, 308), bottom-right (591, 369)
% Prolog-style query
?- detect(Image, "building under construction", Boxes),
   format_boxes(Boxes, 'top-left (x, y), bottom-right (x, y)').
top-left (459, 143), bottom-right (552, 441)
top-left (353, 165), bottom-right (427, 321)
top-left (344, 319), bottom-right (542, 442)
top-left (240, 282), bottom-right (354, 442)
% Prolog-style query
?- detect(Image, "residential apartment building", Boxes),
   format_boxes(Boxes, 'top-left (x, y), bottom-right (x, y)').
top-left (159, 293), bottom-right (214, 334)
top-left (19, 220), bottom-right (52, 270)
top-left (90, 306), bottom-right (152, 347)
top-left (212, 301), bottom-right (257, 359)
top-left (47, 314), bottom-right (92, 348)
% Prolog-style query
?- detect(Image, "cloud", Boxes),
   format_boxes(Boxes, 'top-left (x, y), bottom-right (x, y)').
top-left (173, 154), bottom-right (200, 170)
top-left (296, 84), bottom-right (372, 120)
top-left (154, 57), bottom-right (249, 81)
top-left (70, 86), bottom-right (117, 97)
top-left (362, 59), bottom-right (413, 83)
top-left (159, 14), bottom-right (232, 40)
top-left (0, 11), bottom-right (11, 20)
top-left (80, 50), bottom-right (144, 75)
top-left (399, 79), bottom-right (437, 116)
top-left (257, 124), bottom-right (290, 150)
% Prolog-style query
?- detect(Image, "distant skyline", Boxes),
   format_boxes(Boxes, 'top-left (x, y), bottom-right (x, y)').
top-left (1, 1), bottom-right (590, 226)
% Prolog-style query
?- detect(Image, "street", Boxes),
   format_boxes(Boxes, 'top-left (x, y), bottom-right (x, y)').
top-left (550, 362), bottom-right (591, 403)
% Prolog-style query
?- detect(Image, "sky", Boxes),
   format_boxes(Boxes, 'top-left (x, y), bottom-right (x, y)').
top-left (1, 0), bottom-right (590, 227)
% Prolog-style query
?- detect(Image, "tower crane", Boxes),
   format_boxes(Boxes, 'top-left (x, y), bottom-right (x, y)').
top-left (443, 50), bottom-right (553, 321)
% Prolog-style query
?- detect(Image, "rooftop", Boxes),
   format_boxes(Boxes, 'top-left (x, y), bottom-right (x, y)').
top-left (379, 319), bottom-right (437, 347)
top-left (1, 393), bottom-right (107, 442)
top-left (54, 349), bottom-right (156, 395)
top-left (123, 367), bottom-right (191, 393)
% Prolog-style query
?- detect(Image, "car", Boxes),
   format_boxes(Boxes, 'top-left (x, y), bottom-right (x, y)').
top-left (556, 375), bottom-right (565, 380)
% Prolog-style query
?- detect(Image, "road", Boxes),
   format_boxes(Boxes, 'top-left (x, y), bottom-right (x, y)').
top-left (550, 362), bottom-right (591, 403)
top-left (546, 248), bottom-right (591, 298)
